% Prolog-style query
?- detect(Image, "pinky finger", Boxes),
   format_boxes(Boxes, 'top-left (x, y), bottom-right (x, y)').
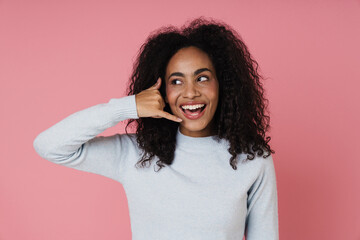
top-left (158, 110), bottom-right (182, 122)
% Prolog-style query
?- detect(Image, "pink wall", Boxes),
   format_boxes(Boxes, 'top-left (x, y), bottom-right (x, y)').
top-left (1, 0), bottom-right (359, 239)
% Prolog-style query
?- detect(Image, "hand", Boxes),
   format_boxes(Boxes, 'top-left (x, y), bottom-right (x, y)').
top-left (135, 77), bottom-right (182, 123)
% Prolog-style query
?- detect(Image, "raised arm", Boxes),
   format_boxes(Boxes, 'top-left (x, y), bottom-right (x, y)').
top-left (244, 154), bottom-right (279, 239)
top-left (33, 77), bottom-right (181, 183)
top-left (33, 95), bottom-right (139, 183)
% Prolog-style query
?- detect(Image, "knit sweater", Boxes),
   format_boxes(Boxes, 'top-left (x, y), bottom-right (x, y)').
top-left (33, 95), bottom-right (279, 240)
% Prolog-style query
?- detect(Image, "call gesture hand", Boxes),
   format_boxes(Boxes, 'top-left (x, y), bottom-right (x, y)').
top-left (135, 77), bottom-right (182, 122)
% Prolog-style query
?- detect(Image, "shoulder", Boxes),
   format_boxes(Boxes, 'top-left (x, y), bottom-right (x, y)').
top-left (258, 153), bottom-right (275, 173)
top-left (240, 143), bottom-right (275, 168)
top-left (250, 152), bottom-right (275, 169)
top-left (251, 153), bottom-right (277, 183)
top-left (237, 151), bottom-right (276, 178)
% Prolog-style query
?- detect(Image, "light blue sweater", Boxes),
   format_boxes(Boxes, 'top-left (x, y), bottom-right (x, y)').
top-left (33, 95), bottom-right (279, 240)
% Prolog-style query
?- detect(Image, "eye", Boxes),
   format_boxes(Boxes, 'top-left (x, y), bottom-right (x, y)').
top-left (171, 79), bottom-right (182, 85)
top-left (198, 76), bottom-right (209, 82)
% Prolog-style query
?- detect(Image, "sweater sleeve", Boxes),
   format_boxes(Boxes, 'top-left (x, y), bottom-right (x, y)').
top-left (244, 154), bottom-right (279, 240)
top-left (32, 95), bottom-right (139, 183)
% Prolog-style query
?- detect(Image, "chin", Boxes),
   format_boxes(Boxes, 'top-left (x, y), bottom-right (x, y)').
top-left (180, 122), bottom-right (208, 132)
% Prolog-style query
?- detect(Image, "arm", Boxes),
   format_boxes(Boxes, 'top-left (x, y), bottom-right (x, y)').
top-left (32, 95), bottom-right (139, 183)
top-left (245, 154), bottom-right (279, 239)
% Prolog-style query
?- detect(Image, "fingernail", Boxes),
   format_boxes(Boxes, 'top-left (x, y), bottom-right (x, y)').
top-left (177, 118), bottom-right (182, 122)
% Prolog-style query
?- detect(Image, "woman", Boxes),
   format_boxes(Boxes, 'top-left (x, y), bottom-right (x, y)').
top-left (33, 17), bottom-right (279, 240)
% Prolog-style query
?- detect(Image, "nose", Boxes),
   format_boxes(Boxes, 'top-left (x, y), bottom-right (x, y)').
top-left (182, 82), bottom-right (200, 98)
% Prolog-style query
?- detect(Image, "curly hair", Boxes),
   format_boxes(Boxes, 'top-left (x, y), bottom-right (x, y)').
top-left (125, 16), bottom-right (274, 172)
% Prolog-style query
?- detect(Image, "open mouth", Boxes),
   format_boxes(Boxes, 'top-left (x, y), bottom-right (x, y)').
top-left (180, 104), bottom-right (206, 115)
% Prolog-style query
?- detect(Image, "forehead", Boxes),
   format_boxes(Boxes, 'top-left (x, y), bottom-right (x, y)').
top-left (166, 46), bottom-right (215, 75)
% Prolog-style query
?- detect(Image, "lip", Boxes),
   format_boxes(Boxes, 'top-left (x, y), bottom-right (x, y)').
top-left (179, 104), bottom-right (207, 120)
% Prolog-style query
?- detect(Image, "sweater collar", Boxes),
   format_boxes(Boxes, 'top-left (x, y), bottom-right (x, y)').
top-left (175, 126), bottom-right (227, 151)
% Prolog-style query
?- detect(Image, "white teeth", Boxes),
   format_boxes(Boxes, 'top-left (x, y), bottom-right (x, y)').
top-left (181, 104), bottom-right (205, 110)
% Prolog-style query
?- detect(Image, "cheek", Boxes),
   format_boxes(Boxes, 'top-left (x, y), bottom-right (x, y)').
top-left (165, 87), bottom-right (179, 105)
top-left (205, 84), bottom-right (219, 102)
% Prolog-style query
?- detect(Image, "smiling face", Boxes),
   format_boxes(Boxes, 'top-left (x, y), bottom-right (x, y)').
top-left (165, 46), bottom-right (219, 137)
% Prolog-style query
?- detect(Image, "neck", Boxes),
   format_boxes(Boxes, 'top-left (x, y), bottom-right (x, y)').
top-left (175, 126), bottom-right (229, 152)
top-left (179, 127), bottom-right (216, 137)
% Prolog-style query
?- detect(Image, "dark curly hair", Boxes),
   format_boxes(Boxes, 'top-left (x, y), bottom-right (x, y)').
top-left (125, 16), bottom-right (274, 172)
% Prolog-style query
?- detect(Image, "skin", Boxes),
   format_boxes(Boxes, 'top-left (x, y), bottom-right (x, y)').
top-left (135, 46), bottom-right (219, 138)
top-left (164, 46), bottom-right (219, 137)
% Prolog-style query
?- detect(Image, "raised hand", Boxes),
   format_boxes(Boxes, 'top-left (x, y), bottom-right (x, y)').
top-left (135, 77), bottom-right (182, 122)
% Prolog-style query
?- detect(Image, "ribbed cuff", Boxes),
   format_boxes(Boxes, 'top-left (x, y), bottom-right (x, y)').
top-left (108, 95), bottom-right (139, 121)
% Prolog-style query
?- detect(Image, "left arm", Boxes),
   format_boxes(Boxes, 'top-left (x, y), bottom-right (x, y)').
top-left (245, 154), bottom-right (279, 239)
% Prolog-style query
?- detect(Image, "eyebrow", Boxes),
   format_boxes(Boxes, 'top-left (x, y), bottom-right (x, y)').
top-left (168, 68), bottom-right (212, 80)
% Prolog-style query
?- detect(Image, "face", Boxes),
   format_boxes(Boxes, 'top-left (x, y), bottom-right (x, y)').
top-left (165, 46), bottom-right (219, 137)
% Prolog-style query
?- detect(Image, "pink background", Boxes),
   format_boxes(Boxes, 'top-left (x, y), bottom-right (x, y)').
top-left (1, 0), bottom-right (359, 239)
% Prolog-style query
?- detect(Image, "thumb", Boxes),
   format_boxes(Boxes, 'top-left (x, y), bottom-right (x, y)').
top-left (149, 77), bottom-right (161, 90)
